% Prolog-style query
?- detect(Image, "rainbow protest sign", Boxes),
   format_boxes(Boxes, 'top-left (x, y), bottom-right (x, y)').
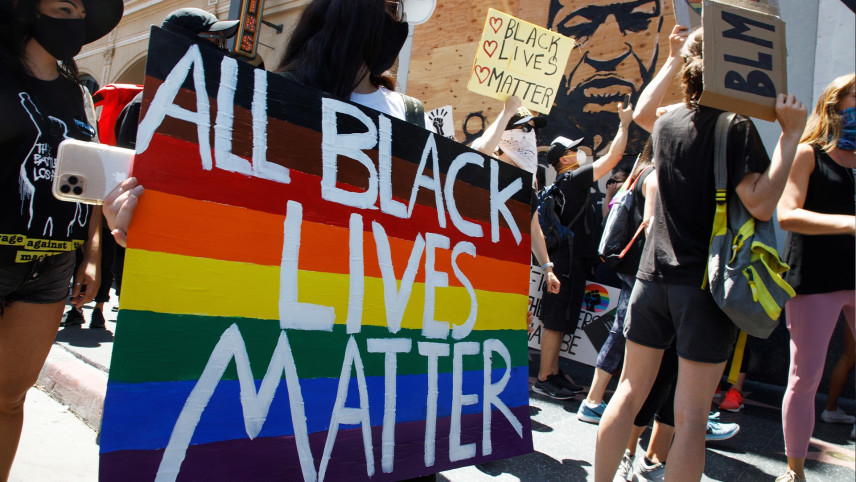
top-left (98, 27), bottom-right (534, 481)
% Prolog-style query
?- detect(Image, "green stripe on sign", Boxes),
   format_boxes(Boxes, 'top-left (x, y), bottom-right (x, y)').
top-left (109, 310), bottom-right (529, 383)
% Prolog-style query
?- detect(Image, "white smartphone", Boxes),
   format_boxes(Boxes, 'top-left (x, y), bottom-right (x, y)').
top-left (53, 139), bottom-right (134, 205)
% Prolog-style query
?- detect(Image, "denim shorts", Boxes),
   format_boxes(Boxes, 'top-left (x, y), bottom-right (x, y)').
top-left (595, 273), bottom-right (635, 374)
top-left (0, 251), bottom-right (75, 310)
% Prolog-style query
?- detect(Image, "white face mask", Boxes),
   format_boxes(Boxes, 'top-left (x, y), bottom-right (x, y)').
top-left (498, 129), bottom-right (538, 174)
top-left (576, 150), bottom-right (590, 166)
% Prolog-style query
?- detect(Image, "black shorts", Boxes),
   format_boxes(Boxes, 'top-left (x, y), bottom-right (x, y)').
top-left (624, 278), bottom-right (738, 364)
top-left (0, 251), bottom-right (75, 309)
top-left (541, 257), bottom-right (591, 335)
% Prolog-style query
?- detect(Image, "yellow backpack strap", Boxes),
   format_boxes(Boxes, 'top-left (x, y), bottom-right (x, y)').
top-left (728, 330), bottom-right (748, 385)
top-left (702, 112), bottom-right (737, 289)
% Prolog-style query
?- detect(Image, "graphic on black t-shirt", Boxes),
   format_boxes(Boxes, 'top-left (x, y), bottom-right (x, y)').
top-left (17, 92), bottom-right (89, 238)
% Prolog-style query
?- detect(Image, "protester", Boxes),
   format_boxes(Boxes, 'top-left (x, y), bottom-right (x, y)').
top-left (532, 102), bottom-right (633, 400)
top-left (471, 95), bottom-right (546, 176)
top-left (594, 27), bottom-right (806, 482)
top-left (0, 0), bottom-right (123, 478)
top-left (579, 141), bottom-right (657, 425)
top-left (776, 72), bottom-right (856, 482)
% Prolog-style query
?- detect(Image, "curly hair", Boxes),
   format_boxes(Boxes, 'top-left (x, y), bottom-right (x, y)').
top-left (679, 28), bottom-right (704, 108)
top-left (800, 73), bottom-right (856, 152)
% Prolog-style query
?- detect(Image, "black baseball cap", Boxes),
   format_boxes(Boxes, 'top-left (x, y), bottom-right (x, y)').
top-left (547, 136), bottom-right (584, 168)
top-left (505, 106), bottom-right (547, 130)
top-left (162, 8), bottom-right (240, 38)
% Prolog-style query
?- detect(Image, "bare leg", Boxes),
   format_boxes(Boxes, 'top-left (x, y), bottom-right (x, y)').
top-left (665, 357), bottom-right (727, 481)
top-left (594, 341), bottom-right (663, 482)
top-left (647, 420), bottom-right (675, 464)
top-left (786, 456), bottom-right (806, 480)
top-left (825, 322), bottom-right (855, 412)
top-left (587, 368), bottom-right (614, 405)
top-left (0, 300), bottom-right (64, 481)
top-left (539, 328), bottom-right (562, 381)
top-left (627, 424), bottom-right (646, 455)
top-left (730, 372), bottom-right (746, 393)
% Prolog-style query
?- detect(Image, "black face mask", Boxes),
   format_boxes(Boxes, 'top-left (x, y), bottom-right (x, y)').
top-left (369, 15), bottom-right (409, 76)
top-left (33, 14), bottom-right (86, 60)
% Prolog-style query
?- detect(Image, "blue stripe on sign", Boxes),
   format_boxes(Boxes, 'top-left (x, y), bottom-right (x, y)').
top-left (100, 366), bottom-right (529, 453)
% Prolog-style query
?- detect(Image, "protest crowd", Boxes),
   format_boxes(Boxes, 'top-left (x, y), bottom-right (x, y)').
top-left (0, 1), bottom-right (854, 482)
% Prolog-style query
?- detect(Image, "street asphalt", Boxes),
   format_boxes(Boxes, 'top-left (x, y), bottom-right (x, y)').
top-left (21, 291), bottom-right (856, 481)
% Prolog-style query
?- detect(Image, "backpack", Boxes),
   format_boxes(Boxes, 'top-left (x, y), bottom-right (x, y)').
top-left (598, 166), bottom-right (654, 270)
top-left (537, 172), bottom-right (589, 264)
top-left (703, 112), bottom-right (795, 339)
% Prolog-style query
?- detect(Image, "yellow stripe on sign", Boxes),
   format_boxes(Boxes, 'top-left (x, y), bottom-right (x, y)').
top-left (122, 249), bottom-right (528, 332)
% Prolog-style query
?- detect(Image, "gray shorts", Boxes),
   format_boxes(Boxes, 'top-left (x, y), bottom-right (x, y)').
top-left (624, 278), bottom-right (738, 364)
top-left (0, 251), bottom-right (75, 310)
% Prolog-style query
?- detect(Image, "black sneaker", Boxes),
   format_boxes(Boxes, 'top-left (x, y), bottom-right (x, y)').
top-left (556, 369), bottom-right (584, 393)
top-left (62, 308), bottom-right (84, 327)
top-left (89, 308), bottom-right (106, 329)
top-left (532, 374), bottom-right (577, 400)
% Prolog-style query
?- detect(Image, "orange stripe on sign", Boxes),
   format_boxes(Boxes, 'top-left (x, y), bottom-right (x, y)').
top-left (130, 190), bottom-right (530, 295)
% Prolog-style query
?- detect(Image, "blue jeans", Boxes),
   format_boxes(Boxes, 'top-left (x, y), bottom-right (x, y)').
top-left (594, 273), bottom-right (634, 374)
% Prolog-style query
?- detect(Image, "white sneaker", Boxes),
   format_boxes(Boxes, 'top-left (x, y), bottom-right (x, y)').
top-left (614, 449), bottom-right (634, 482)
top-left (631, 456), bottom-right (665, 482)
top-left (820, 407), bottom-right (856, 424)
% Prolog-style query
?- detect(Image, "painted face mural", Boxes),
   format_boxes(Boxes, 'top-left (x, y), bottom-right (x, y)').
top-left (545, 0), bottom-right (664, 154)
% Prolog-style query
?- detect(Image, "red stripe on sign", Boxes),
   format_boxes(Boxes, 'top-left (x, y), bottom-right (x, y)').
top-left (132, 134), bottom-right (530, 263)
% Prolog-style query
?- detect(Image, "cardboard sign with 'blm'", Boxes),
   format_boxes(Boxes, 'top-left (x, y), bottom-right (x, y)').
top-left (700, 0), bottom-right (787, 121)
top-left (467, 9), bottom-right (574, 114)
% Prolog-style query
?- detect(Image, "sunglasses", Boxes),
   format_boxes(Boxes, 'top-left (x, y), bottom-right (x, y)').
top-left (385, 0), bottom-right (405, 22)
top-left (511, 123), bottom-right (536, 133)
top-left (198, 31), bottom-right (227, 50)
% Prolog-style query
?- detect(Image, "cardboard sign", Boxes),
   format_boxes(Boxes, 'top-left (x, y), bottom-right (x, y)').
top-left (99, 27), bottom-right (535, 481)
top-left (673, 0), bottom-right (779, 29)
top-left (426, 105), bottom-right (456, 140)
top-left (673, 0), bottom-right (703, 28)
top-left (467, 9), bottom-right (574, 114)
top-left (526, 266), bottom-right (620, 367)
top-left (699, 0), bottom-right (787, 121)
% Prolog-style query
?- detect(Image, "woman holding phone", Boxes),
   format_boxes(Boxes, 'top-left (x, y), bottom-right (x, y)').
top-left (0, 0), bottom-right (122, 478)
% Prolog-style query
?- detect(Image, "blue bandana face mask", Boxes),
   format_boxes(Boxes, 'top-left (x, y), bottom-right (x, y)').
top-left (838, 106), bottom-right (856, 151)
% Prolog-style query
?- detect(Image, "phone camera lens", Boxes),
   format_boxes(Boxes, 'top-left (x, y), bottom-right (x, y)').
top-left (68, 176), bottom-right (79, 185)
top-left (60, 184), bottom-right (71, 194)
top-left (72, 186), bottom-right (83, 195)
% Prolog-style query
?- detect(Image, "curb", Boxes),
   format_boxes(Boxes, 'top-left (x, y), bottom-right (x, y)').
top-left (36, 343), bottom-right (107, 432)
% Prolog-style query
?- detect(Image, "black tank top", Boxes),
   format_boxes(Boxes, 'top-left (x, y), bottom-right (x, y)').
top-left (783, 146), bottom-right (855, 294)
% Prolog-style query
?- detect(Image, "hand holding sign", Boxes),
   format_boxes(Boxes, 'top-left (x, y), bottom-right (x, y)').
top-left (467, 9), bottom-right (574, 114)
top-left (699, 0), bottom-right (787, 121)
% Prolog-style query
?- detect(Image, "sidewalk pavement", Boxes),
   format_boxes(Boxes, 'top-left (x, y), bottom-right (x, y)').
top-left (39, 291), bottom-right (856, 480)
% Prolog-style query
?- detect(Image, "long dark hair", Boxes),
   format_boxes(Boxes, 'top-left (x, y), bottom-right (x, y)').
top-left (276, 0), bottom-right (395, 99)
top-left (0, 1), bottom-right (80, 83)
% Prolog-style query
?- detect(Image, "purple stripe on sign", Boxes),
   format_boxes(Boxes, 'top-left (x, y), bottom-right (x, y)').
top-left (98, 405), bottom-right (532, 481)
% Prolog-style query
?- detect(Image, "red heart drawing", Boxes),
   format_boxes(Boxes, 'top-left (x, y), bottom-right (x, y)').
top-left (489, 17), bottom-right (502, 34)
top-left (483, 40), bottom-right (497, 57)
top-left (473, 65), bottom-right (490, 84)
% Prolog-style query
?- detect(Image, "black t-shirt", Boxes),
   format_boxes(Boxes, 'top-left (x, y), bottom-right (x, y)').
top-left (553, 163), bottom-right (596, 260)
top-left (0, 70), bottom-right (94, 264)
top-left (638, 105), bottom-right (770, 284)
